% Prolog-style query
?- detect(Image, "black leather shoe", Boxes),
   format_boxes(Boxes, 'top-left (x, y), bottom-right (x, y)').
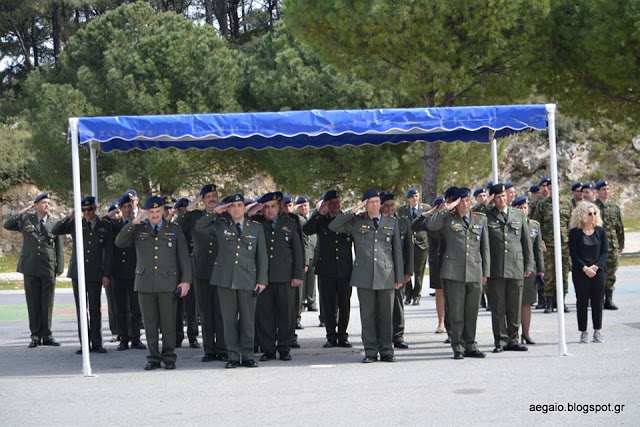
top-left (164, 361), bottom-right (176, 370)
top-left (93, 346), bottom-right (107, 354)
top-left (225, 361), bottom-right (240, 369)
top-left (242, 359), bottom-right (258, 368)
top-left (380, 354), bottom-right (396, 362)
top-left (41, 338), bottom-right (60, 346)
top-left (564, 305), bottom-right (570, 313)
top-left (393, 341), bottom-right (409, 349)
top-left (464, 350), bottom-right (486, 358)
top-left (144, 362), bottom-right (161, 370)
top-left (338, 340), bottom-right (352, 348)
top-left (279, 351), bottom-right (292, 361)
top-left (28, 339), bottom-right (38, 348)
top-left (189, 339), bottom-right (200, 349)
top-left (362, 356), bottom-right (377, 363)
top-left (175, 340), bottom-right (183, 348)
top-left (131, 340), bottom-right (147, 350)
top-left (290, 340), bottom-right (301, 349)
top-left (504, 343), bottom-right (528, 351)
top-left (259, 352), bottom-right (276, 361)
top-left (109, 336), bottom-right (119, 343)
top-left (323, 340), bottom-right (337, 348)
top-left (492, 346), bottom-right (504, 353)
top-left (453, 352), bottom-right (465, 360)
top-left (295, 322), bottom-right (304, 330)
top-left (216, 353), bottom-right (228, 361)
top-left (412, 296), bottom-right (421, 306)
top-left (444, 337), bottom-right (451, 344)
top-left (318, 321), bottom-right (325, 327)
top-left (201, 353), bottom-right (216, 362)
top-left (117, 341), bottom-right (129, 351)
top-left (403, 297), bottom-right (411, 305)
top-left (75, 348), bottom-right (83, 355)
top-left (307, 305), bottom-right (318, 312)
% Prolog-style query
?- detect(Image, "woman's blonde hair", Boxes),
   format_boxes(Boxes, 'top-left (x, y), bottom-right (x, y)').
top-left (569, 201), bottom-right (602, 229)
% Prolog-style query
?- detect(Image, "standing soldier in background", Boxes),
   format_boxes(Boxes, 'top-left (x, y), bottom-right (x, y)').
top-left (397, 187), bottom-right (430, 306)
top-left (582, 183), bottom-right (597, 202)
top-left (426, 196), bottom-right (448, 333)
top-left (3, 193), bottom-right (64, 348)
top-left (295, 196), bottom-right (318, 321)
top-left (528, 184), bottom-right (542, 219)
top-left (594, 179), bottom-right (625, 310)
top-left (52, 196), bottom-right (113, 354)
top-left (104, 202), bottom-right (120, 343)
top-left (571, 182), bottom-right (584, 207)
top-left (504, 183), bottom-right (516, 205)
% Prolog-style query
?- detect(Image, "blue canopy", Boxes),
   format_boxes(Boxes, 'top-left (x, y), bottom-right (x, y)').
top-left (76, 104), bottom-right (547, 153)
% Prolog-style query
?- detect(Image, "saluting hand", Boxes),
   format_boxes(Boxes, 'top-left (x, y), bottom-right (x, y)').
top-left (19, 203), bottom-right (35, 215)
top-left (246, 202), bottom-right (261, 216)
top-left (351, 200), bottom-right (367, 215)
top-left (132, 209), bottom-right (146, 225)
top-left (187, 196), bottom-right (202, 212)
top-left (213, 203), bottom-right (232, 215)
top-left (66, 209), bottom-right (75, 218)
top-left (317, 200), bottom-right (328, 215)
top-left (444, 198), bottom-right (461, 211)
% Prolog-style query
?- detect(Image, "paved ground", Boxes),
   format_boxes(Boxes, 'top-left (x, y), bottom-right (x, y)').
top-left (0, 267), bottom-right (638, 426)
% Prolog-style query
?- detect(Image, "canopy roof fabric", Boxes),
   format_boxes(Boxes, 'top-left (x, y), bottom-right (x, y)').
top-left (77, 104), bottom-right (547, 153)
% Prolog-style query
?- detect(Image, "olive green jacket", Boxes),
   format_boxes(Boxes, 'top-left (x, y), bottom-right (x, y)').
top-left (397, 203), bottom-right (431, 250)
top-left (176, 209), bottom-right (219, 281)
top-left (485, 206), bottom-right (535, 279)
top-left (253, 213), bottom-right (304, 283)
top-left (528, 219), bottom-right (545, 275)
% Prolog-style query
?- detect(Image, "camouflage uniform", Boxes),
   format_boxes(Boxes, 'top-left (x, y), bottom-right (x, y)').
top-left (594, 199), bottom-right (624, 293)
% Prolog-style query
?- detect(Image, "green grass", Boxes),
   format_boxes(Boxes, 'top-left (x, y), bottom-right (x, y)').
top-left (0, 279), bottom-right (73, 291)
top-left (624, 215), bottom-right (640, 233)
top-left (620, 256), bottom-right (640, 267)
top-left (0, 253), bottom-right (19, 273)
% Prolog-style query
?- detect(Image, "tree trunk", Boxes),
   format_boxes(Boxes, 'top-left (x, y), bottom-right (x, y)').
top-left (204, 0), bottom-right (213, 25)
top-left (212, 0), bottom-right (228, 37)
top-left (52, 3), bottom-right (61, 66)
top-left (420, 90), bottom-right (440, 203)
top-left (229, 0), bottom-right (240, 38)
top-left (31, 18), bottom-right (39, 67)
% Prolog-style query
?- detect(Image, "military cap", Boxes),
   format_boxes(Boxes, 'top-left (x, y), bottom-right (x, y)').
top-left (143, 196), bottom-right (164, 210)
top-left (295, 196), bottom-right (308, 204)
top-left (118, 194), bottom-right (132, 206)
top-left (361, 188), bottom-right (380, 201)
top-left (512, 195), bottom-right (528, 207)
top-left (199, 184), bottom-right (217, 197)
top-left (380, 192), bottom-right (395, 203)
top-left (322, 189), bottom-right (339, 202)
top-left (489, 183), bottom-right (506, 196)
top-left (108, 201), bottom-right (119, 212)
top-left (257, 192), bottom-right (280, 204)
top-left (473, 188), bottom-right (486, 197)
top-left (454, 187), bottom-right (471, 200)
top-left (34, 193), bottom-right (50, 203)
top-left (529, 184), bottom-right (540, 194)
top-left (244, 198), bottom-right (255, 206)
top-left (444, 186), bottom-right (458, 200)
top-left (283, 194), bottom-right (293, 204)
top-left (571, 182), bottom-right (584, 192)
top-left (228, 193), bottom-right (244, 203)
top-left (81, 196), bottom-right (96, 207)
top-left (220, 195), bottom-right (232, 204)
top-left (594, 179), bottom-right (608, 190)
top-left (405, 186), bottom-right (419, 198)
top-left (486, 181), bottom-right (494, 189)
top-left (538, 176), bottom-right (551, 186)
top-left (581, 182), bottom-right (594, 191)
top-left (124, 189), bottom-right (138, 199)
top-left (163, 196), bottom-right (177, 207)
top-left (504, 182), bottom-right (514, 189)
top-left (174, 198), bottom-right (189, 209)
top-left (433, 196), bottom-right (445, 206)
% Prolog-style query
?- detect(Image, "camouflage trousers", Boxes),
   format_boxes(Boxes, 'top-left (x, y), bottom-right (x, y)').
top-left (606, 248), bottom-right (619, 291)
top-left (542, 245), bottom-right (570, 297)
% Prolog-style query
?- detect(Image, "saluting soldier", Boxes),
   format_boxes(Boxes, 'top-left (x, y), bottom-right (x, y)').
top-left (115, 196), bottom-right (192, 370)
top-left (594, 179), bottom-right (625, 310)
top-left (3, 193), bottom-right (64, 348)
top-left (472, 182), bottom-right (494, 214)
top-left (329, 189), bottom-right (404, 363)
top-left (485, 184), bottom-right (534, 353)
top-left (571, 182), bottom-right (584, 208)
top-left (302, 189), bottom-right (353, 348)
top-left (396, 186), bottom-right (430, 305)
top-left (427, 196), bottom-right (448, 333)
top-left (380, 192), bottom-right (413, 349)
top-left (415, 188), bottom-right (490, 360)
top-left (52, 196), bottom-right (113, 354)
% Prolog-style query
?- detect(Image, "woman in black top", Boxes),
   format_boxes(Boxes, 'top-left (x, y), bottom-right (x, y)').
top-left (568, 202), bottom-right (608, 344)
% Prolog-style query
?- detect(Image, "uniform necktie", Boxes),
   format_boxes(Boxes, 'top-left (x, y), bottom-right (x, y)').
top-left (88, 221), bottom-right (93, 232)
top-left (411, 207), bottom-right (417, 220)
top-left (502, 211), bottom-right (508, 222)
top-left (154, 224), bottom-right (159, 235)
top-left (462, 215), bottom-right (469, 228)
top-left (269, 220), bottom-right (275, 230)
top-left (40, 219), bottom-right (45, 232)
top-left (373, 217), bottom-right (379, 229)
top-left (236, 222), bottom-right (242, 236)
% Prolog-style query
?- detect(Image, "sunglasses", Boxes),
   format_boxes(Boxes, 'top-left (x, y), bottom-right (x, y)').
top-left (82, 206), bottom-right (96, 212)
top-left (587, 212), bottom-right (596, 216)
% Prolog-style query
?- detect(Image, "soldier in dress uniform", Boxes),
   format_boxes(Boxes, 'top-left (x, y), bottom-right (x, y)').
top-left (329, 189), bottom-right (404, 363)
top-left (594, 179), bottom-right (625, 310)
top-left (302, 190), bottom-right (354, 348)
top-left (3, 193), bottom-right (64, 348)
top-left (571, 182), bottom-right (584, 207)
top-left (426, 196), bottom-right (448, 332)
top-left (295, 196), bottom-right (318, 320)
top-left (581, 183), bottom-right (596, 202)
top-left (473, 188), bottom-right (487, 207)
top-left (52, 196), bottom-right (113, 354)
top-left (115, 196), bottom-right (192, 370)
top-left (195, 194), bottom-right (268, 368)
top-left (103, 203), bottom-right (120, 343)
top-left (504, 182), bottom-right (517, 205)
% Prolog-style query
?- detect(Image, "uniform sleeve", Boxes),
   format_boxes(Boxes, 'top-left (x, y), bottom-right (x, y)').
top-left (115, 222), bottom-right (136, 248)
top-left (480, 217), bottom-right (490, 277)
top-left (291, 224), bottom-right (304, 280)
top-left (302, 210), bottom-right (321, 235)
top-left (102, 220), bottom-right (113, 277)
top-left (533, 228), bottom-right (545, 274)
top-left (2, 213), bottom-right (22, 231)
top-left (615, 207), bottom-right (625, 250)
top-left (176, 210), bottom-right (192, 236)
top-left (425, 207), bottom-right (448, 232)
top-left (402, 218), bottom-right (414, 275)
top-left (328, 212), bottom-right (355, 235)
top-left (55, 233), bottom-right (65, 275)
top-left (521, 216), bottom-right (535, 273)
top-left (177, 228), bottom-right (192, 284)
top-left (256, 226), bottom-right (268, 285)
top-left (51, 217), bottom-right (74, 235)
top-left (195, 211), bottom-right (217, 237)
top-left (392, 222), bottom-right (404, 283)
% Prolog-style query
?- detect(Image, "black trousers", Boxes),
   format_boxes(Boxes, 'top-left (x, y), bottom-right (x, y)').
top-left (105, 278), bottom-right (118, 336)
top-left (572, 269), bottom-right (606, 331)
top-left (112, 277), bottom-right (142, 343)
top-left (176, 285), bottom-right (198, 342)
top-left (194, 278), bottom-right (226, 356)
top-left (392, 286), bottom-right (405, 342)
top-left (256, 281), bottom-right (296, 353)
top-left (318, 276), bottom-right (351, 342)
top-left (23, 275), bottom-right (55, 340)
top-left (72, 280), bottom-right (103, 347)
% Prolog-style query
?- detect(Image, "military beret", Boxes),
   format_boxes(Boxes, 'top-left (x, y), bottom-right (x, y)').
top-left (594, 179), bottom-right (608, 190)
top-left (405, 186), bottom-right (419, 198)
top-left (433, 196), bottom-right (445, 206)
top-left (257, 192), bottom-right (280, 204)
top-left (81, 196), bottom-right (96, 207)
top-left (571, 182), bottom-right (584, 192)
top-left (529, 184), bottom-right (540, 194)
top-left (124, 189), bottom-right (138, 199)
top-left (486, 181), bottom-right (494, 189)
top-left (118, 194), bottom-right (132, 206)
top-left (163, 196), bottom-right (177, 207)
top-left (295, 196), bottom-right (308, 205)
top-left (538, 176), bottom-right (551, 186)
top-left (274, 191), bottom-right (284, 201)
top-left (283, 194), bottom-right (293, 204)
top-left (229, 193), bottom-right (244, 203)
top-left (581, 182), bottom-right (594, 191)
top-left (143, 196), bottom-right (164, 210)
top-left (199, 184), bottom-right (217, 197)
top-left (454, 187), bottom-right (471, 200)
top-left (108, 201), bottom-right (119, 212)
top-left (361, 188), bottom-right (380, 201)
top-left (322, 189), bottom-right (339, 202)
top-left (34, 193), bottom-right (50, 203)
top-left (244, 198), bottom-right (255, 206)
top-left (512, 195), bottom-right (528, 207)
top-left (504, 182), bottom-right (514, 189)
top-left (489, 183), bottom-right (506, 196)
top-left (174, 198), bottom-right (189, 209)
top-left (473, 188), bottom-right (486, 197)
top-left (220, 195), bottom-right (232, 204)
top-left (380, 192), bottom-right (395, 203)
top-left (444, 187), bottom-right (458, 200)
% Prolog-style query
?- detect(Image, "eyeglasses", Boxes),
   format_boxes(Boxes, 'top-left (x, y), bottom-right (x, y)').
top-left (587, 212), bottom-right (596, 216)
top-left (81, 206), bottom-right (95, 212)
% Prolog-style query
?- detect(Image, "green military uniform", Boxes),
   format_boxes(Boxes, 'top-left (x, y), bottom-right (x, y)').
top-left (115, 218), bottom-right (192, 365)
top-left (420, 207), bottom-right (490, 356)
top-left (485, 206), bottom-right (534, 349)
top-left (3, 211), bottom-right (64, 342)
top-left (393, 214), bottom-right (413, 345)
top-left (530, 196), bottom-right (571, 310)
top-left (195, 210), bottom-right (268, 364)
top-left (397, 202), bottom-right (430, 304)
top-left (528, 199), bottom-right (540, 219)
top-left (329, 211), bottom-right (403, 360)
top-left (594, 199), bottom-right (624, 296)
top-left (297, 213), bottom-right (318, 318)
top-left (52, 215), bottom-right (113, 349)
top-left (523, 219), bottom-right (545, 306)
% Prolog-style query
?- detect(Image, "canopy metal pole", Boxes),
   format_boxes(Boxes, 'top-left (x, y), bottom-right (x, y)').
top-left (90, 144), bottom-right (98, 203)
top-left (545, 104), bottom-right (567, 356)
top-left (490, 133), bottom-right (499, 183)
top-left (69, 118), bottom-right (94, 376)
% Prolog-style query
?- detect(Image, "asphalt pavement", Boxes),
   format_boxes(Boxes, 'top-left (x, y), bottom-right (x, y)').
top-left (0, 267), bottom-right (638, 426)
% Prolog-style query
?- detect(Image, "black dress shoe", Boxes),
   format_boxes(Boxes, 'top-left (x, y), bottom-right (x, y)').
top-left (504, 343), bottom-right (528, 351)
top-left (216, 353), bottom-right (228, 361)
top-left (290, 340), bottom-right (301, 349)
top-left (564, 305), bottom-right (570, 313)
top-left (202, 353), bottom-right (216, 362)
top-left (393, 341), bottom-right (409, 349)
top-left (144, 362), bottom-right (161, 371)
top-left (295, 322), bottom-right (304, 330)
top-left (41, 338), bottom-right (60, 346)
top-left (131, 340), bottom-right (147, 350)
top-left (225, 361), bottom-right (240, 369)
top-left (93, 346), bottom-right (107, 354)
top-left (412, 296), bottom-right (421, 306)
top-left (117, 341), bottom-right (129, 351)
top-left (318, 322), bottom-right (325, 327)
top-left (362, 356), bottom-right (377, 363)
top-left (444, 337), bottom-right (451, 344)
top-left (464, 350), bottom-right (486, 358)
top-left (259, 352), bottom-right (276, 361)
top-left (453, 352), bottom-right (465, 360)
top-left (307, 305), bottom-right (318, 312)
top-left (242, 359), bottom-right (259, 368)
top-left (279, 351), bottom-right (292, 361)
top-left (323, 340), bottom-right (337, 348)
top-left (492, 346), bottom-right (504, 353)
top-left (338, 340), bottom-right (353, 348)
top-left (75, 348), bottom-right (83, 355)
top-left (521, 335), bottom-right (536, 345)
top-left (403, 297), bottom-right (411, 305)
top-left (28, 339), bottom-right (38, 348)
top-left (175, 340), bottom-right (183, 348)
top-left (380, 354), bottom-right (396, 362)
top-left (109, 336), bottom-right (119, 343)
top-left (164, 361), bottom-right (176, 370)
top-left (189, 339), bottom-right (200, 349)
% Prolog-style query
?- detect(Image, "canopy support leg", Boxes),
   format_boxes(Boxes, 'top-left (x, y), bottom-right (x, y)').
top-left (90, 144), bottom-right (98, 203)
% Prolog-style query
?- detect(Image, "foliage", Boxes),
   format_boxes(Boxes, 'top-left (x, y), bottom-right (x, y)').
top-left (0, 121), bottom-right (33, 191)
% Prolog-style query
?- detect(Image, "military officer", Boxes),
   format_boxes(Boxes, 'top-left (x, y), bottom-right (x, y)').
top-left (295, 196), bottom-right (318, 316)
top-left (52, 196), bottom-right (113, 354)
top-left (528, 183), bottom-right (542, 219)
top-left (472, 183), bottom-right (493, 214)
top-left (103, 203), bottom-right (120, 343)
top-left (416, 188), bottom-right (490, 360)
top-left (195, 194), bottom-right (268, 368)
top-left (105, 194), bottom-right (145, 351)
top-left (3, 193), bottom-right (64, 348)
top-left (504, 182), bottom-right (517, 205)
top-left (594, 179), bottom-right (625, 310)
top-left (571, 182), bottom-right (584, 207)
top-left (582, 183), bottom-right (597, 202)
top-left (115, 196), bottom-right (192, 370)
top-left (485, 184), bottom-right (534, 352)
top-left (302, 189), bottom-right (353, 348)
top-left (380, 192), bottom-right (413, 349)
top-left (473, 188), bottom-right (487, 206)
top-left (124, 189), bottom-right (140, 217)
top-left (397, 186), bottom-right (430, 305)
